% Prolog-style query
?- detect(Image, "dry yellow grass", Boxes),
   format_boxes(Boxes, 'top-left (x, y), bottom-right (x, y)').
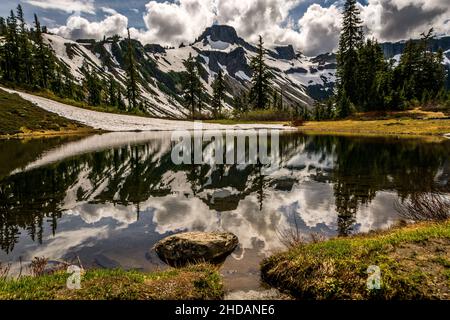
top-left (298, 118), bottom-right (450, 138)
top-left (297, 108), bottom-right (450, 138)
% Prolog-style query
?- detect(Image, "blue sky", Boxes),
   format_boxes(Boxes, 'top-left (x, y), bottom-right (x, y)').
top-left (0, 0), bottom-right (339, 28)
top-left (1, 0), bottom-right (448, 56)
top-left (0, 0), bottom-right (151, 28)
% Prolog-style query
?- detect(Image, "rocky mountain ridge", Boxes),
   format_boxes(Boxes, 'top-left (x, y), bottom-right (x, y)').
top-left (44, 25), bottom-right (450, 118)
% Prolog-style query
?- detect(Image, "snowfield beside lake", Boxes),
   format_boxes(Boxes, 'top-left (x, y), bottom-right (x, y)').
top-left (1, 87), bottom-right (292, 132)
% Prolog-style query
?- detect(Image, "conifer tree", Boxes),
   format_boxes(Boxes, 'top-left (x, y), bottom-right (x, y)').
top-left (278, 88), bottom-right (283, 111)
top-left (0, 17), bottom-right (6, 35)
top-left (337, 90), bottom-right (352, 118)
top-left (301, 106), bottom-right (310, 121)
top-left (82, 62), bottom-right (102, 106)
top-left (272, 90), bottom-right (278, 109)
top-left (118, 88), bottom-right (126, 110)
top-left (394, 29), bottom-right (445, 103)
top-left (33, 14), bottom-right (52, 88)
top-left (16, 5), bottom-right (33, 85)
top-left (61, 66), bottom-right (75, 98)
top-left (125, 28), bottom-right (139, 111)
top-left (212, 69), bottom-right (225, 117)
top-left (249, 36), bottom-right (273, 110)
top-left (336, 0), bottom-right (364, 111)
top-left (182, 52), bottom-right (203, 119)
top-left (5, 10), bottom-right (19, 82)
top-left (108, 76), bottom-right (118, 107)
top-left (356, 39), bottom-right (388, 111)
top-left (325, 99), bottom-right (334, 119)
top-left (51, 63), bottom-right (63, 95)
top-left (0, 18), bottom-right (6, 78)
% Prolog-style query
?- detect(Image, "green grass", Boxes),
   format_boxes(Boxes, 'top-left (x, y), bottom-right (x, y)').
top-left (261, 221), bottom-right (450, 300)
top-left (0, 89), bottom-right (92, 137)
top-left (205, 119), bottom-right (287, 125)
top-left (0, 264), bottom-right (223, 300)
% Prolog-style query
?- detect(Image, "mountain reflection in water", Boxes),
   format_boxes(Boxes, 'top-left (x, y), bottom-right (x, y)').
top-left (0, 132), bottom-right (449, 291)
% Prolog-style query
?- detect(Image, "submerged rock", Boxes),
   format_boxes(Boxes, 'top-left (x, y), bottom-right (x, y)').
top-left (154, 231), bottom-right (239, 267)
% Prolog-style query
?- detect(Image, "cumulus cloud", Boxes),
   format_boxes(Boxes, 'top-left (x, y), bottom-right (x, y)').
top-left (47, 0), bottom-right (450, 56)
top-left (362, 0), bottom-right (450, 41)
top-left (25, 0), bottom-right (95, 14)
top-left (137, 0), bottom-right (216, 45)
top-left (216, 0), bottom-right (301, 45)
top-left (51, 12), bottom-right (128, 40)
top-left (297, 4), bottom-right (341, 56)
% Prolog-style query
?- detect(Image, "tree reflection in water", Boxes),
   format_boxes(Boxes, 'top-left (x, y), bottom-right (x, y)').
top-left (0, 132), bottom-right (449, 253)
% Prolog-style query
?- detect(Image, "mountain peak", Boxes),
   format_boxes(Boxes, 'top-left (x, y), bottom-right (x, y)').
top-left (273, 45), bottom-right (297, 60)
top-left (198, 25), bottom-right (241, 45)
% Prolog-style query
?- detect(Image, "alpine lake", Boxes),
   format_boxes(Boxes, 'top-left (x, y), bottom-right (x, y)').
top-left (0, 130), bottom-right (449, 294)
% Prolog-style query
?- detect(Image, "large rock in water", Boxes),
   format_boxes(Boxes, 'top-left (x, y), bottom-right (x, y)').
top-left (154, 231), bottom-right (239, 267)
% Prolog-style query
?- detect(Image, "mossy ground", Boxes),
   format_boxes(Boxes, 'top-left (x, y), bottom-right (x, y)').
top-left (0, 264), bottom-right (223, 300)
top-left (261, 221), bottom-right (450, 300)
top-left (0, 89), bottom-right (94, 138)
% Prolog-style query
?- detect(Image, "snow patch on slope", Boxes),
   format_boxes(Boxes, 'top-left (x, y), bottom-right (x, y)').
top-left (1, 87), bottom-right (292, 132)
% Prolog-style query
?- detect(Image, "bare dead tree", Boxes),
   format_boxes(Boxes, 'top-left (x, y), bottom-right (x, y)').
top-left (0, 262), bottom-right (11, 280)
top-left (395, 192), bottom-right (450, 222)
top-left (29, 257), bottom-right (49, 277)
top-left (276, 211), bottom-right (325, 248)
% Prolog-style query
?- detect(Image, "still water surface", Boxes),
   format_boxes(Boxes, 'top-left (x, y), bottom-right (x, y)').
top-left (0, 132), bottom-right (449, 293)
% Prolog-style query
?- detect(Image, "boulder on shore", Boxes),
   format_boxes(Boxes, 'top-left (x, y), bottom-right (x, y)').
top-left (154, 231), bottom-right (239, 267)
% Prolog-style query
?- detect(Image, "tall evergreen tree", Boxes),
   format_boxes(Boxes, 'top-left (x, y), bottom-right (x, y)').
top-left (0, 17), bottom-right (6, 35)
top-left (125, 28), bottom-right (139, 111)
top-left (394, 29), bottom-right (445, 103)
top-left (272, 89), bottom-right (279, 109)
top-left (325, 99), bottom-right (334, 119)
top-left (61, 66), bottom-right (76, 98)
top-left (5, 10), bottom-right (19, 82)
top-left (356, 39), bottom-right (389, 111)
top-left (212, 69), bottom-right (225, 117)
top-left (182, 52), bottom-right (203, 119)
top-left (336, 0), bottom-right (364, 110)
top-left (117, 88), bottom-right (126, 110)
top-left (82, 62), bottom-right (102, 106)
top-left (16, 5), bottom-right (33, 85)
top-left (33, 14), bottom-right (52, 88)
top-left (277, 88), bottom-right (284, 111)
top-left (249, 36), bottom-right (273, 110)
top-left (108, 76), bottom-right (118, 107)
top-left (0, 18), bottom-right (6, 78)
top-left (337, 90), bottom-right (352, 119)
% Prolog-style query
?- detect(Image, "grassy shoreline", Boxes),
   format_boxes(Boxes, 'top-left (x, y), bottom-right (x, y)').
top-left (261, 220), bottom-right (450, 300)
top-left (0, 264), bottom-right (223, 300)
top-left (208, 111), bottom-right (450, 138)
top-left (298, 118), bottom-right (450, 137)
top-left (0, 88), bottom-right (98, 139)
top-left (0, 128), bottom-right (99, 140)
top-left (1, 222), bottom-right (449, 300)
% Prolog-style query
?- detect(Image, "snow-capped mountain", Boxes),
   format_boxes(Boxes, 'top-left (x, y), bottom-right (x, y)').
top-left (44, 25), bottom-right (450, 118)
top-left (43, 25), bottom-right (336, 118)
